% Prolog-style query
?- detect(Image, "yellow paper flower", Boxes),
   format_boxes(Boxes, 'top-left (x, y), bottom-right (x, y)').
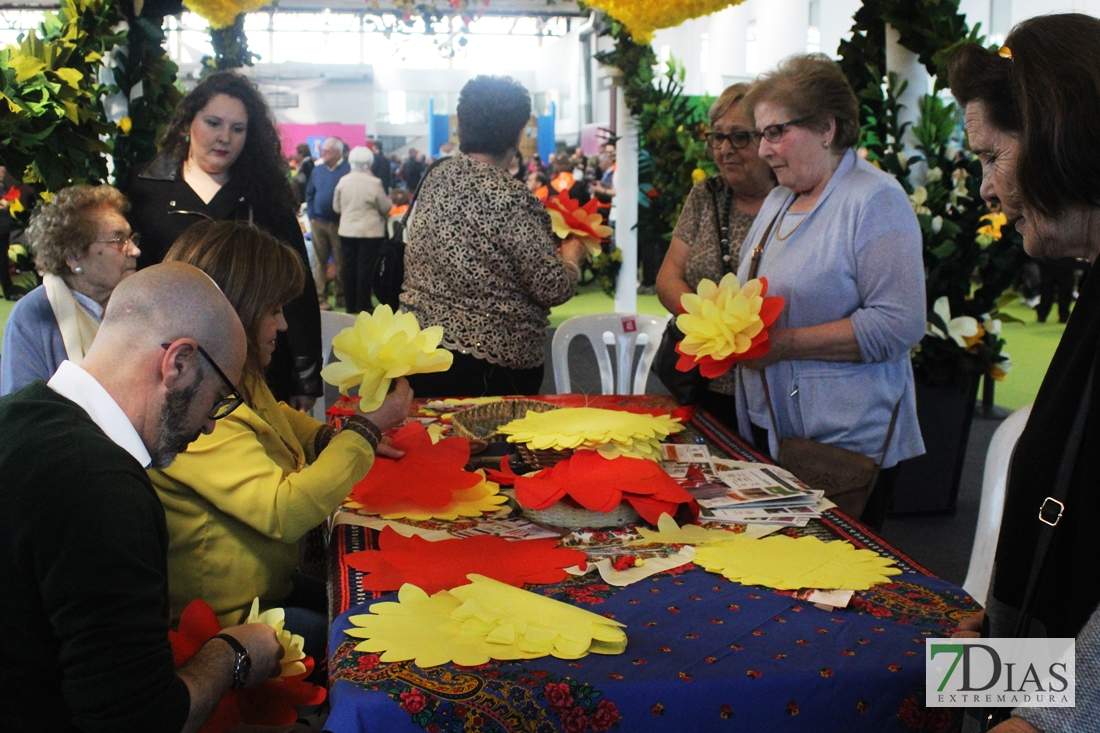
top-left (497, 407), bottom-right (683, 459)
top-left (977, 211), bottom-right (1006, 241)
top-left (321, 306), bottom-right (453, 412)
top-left (581, 0), bottom-right (747, 43)
top-left (183, 0), bottom-right (269, 29)
top-left (345, 574), bottom-right (627, 667)
top-left (118, 116), bottom-right (132, 134)
top-left (245, 597), bottom-right (307, 677)
top-left (691, 168), bottom-right (707, 183)
top-left (676, 274), bottom-right (784, 377)
top-left (694, 535), bottom-right (901, 590)
top-left (7, 197), bottom-right (23, 218)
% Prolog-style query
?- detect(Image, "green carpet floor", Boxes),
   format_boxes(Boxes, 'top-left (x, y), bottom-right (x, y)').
top-left (0, 279), bottom-right (1063, 410)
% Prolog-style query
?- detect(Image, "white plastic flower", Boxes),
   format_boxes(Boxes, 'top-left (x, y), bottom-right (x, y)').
top-left (931, 215), bottom-right (943, 234)
top-left (909, 186), bottom-right (931, 216)
top-left (982, 315), bottom-right (1002, 336)
top-left (925, 166), bottom-right (944, 183)
top-left (927, 297), bottom-right (983, 349)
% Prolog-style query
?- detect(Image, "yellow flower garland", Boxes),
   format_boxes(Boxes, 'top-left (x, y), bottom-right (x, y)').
top-left (583, 0), bottom-right (749, 43)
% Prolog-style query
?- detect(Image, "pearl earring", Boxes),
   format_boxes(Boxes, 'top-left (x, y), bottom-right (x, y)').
top-left (822, 141), bottom-right (830, 149)
top-left (74, 266), bottom-right (83, 274)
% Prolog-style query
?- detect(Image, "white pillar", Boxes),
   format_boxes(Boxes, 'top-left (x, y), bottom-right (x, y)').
top-left (885, 24), bottom-right (930, 181)
top-left (613, 83), bottom-right (638, 313)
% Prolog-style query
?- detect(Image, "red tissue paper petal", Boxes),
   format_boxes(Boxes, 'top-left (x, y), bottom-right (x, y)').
top-left (545, 190), bottom-right (609, 242)
top-left (350, 422), bottom-right (481, 510)
top-left (672, 288), bottom-right (786, 379)
top-left (346, 526), bottom-right (587, 595)
top-left (513, 451), bottom-right (698, 525)
top-left (168, 599), bottom-right (326, 733)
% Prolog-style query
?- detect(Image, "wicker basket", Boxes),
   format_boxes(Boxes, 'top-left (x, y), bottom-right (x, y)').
top-left (451, 398), bottom-right (559, 443)
top-left (515, 445), bottom-right (573, 470)
top-left (523, 501), bottom-right (641, 530)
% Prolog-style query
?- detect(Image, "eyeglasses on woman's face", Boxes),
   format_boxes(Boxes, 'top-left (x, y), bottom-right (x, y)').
top-left (705, 130), bottom-right (755, 150)
top-left (751, 115), bottom-right (814, 145)
top-left (92, 232), bottom-right (141, 252)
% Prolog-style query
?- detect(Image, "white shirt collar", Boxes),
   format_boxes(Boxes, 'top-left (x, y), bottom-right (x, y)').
top-left (48, 360), bottom-right (152, 468)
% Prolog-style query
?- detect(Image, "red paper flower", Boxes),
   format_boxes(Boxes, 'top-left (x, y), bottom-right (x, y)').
top-left (346, 526), bottom-right (587, 595)
top-left (490, 450), bottom-right (699, 525)
top-left (168, 600), bottom-right (326, 733)
top-left (545, 190), bottom-right (613, 256)
top-left (349, 422), bottom-right (505, 520)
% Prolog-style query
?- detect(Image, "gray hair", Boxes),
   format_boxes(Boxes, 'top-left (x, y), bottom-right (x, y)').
top-left (28, 185), bottom-right (130, 276)
top-left (348, 146), bottom-right (374, 171)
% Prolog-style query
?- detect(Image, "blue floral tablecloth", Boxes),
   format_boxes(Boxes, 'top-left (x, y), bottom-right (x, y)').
top-left (325, 407), bottom-right (976, 733)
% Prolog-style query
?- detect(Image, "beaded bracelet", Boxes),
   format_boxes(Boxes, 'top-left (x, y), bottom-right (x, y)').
top-left (343, 415), bottom-right (382, 451)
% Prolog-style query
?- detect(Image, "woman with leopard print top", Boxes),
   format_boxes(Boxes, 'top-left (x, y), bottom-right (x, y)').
top-left (400, 75), bottom-right (588, 396)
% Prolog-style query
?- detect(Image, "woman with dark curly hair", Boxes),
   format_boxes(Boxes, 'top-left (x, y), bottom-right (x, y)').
top-left (399, 75), bottom-right (588, 397)
top-left (1, 185), bottom-right (138, 395)
top-left (121, 71), bottom-right (322, 410)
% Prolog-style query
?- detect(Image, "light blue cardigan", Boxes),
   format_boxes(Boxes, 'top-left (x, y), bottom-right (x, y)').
top-left (1, 285), bottom-right (71, 396)
top-left (735, 149), bottom-right (926, 468)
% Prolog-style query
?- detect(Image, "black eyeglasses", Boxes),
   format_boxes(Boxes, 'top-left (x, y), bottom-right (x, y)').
top-left (705, 130), bottom-right (755, 150)
top-left (161, 343), bottom-right (244, 420)
top-left (92, 232), bottom-right (141, 251)
top-left (750, 115), bottom-right (814, 145)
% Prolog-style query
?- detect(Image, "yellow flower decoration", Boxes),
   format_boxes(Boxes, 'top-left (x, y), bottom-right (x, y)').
top-left (977, 211), bottom-right (1006, 241)
top-left (321, 306), bottom-right (453, 412)
top-left (245, 597), bottom-right (307, 677)
top-left (691, 168), bottom-right (707, 183)
top-left (581, 0), bottom-right (748, 43)
top-left (348, 471), bottom-right (508, 521)
top-left (676, 274), bottom-right (784, 376)
top-left (345, 574), bottom-right (627, 667)
top-left (118, 116), bottom-right (132, 134)
top-left (7, 198), bottom-right (23, 218)
top-left (627, 513), bottom-right (777, 545)
top-left (497, 407), bottom-right (683, 459)
top-left (183, 0), bottom-right (269, 29)
top-left (694, 535), bottom-right (901, 590)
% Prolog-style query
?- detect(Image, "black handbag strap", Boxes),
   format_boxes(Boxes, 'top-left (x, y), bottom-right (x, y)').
top-left (1013, 360), bottom-right (1096, 637)
top-left (397, 156), bottom-right (453, 239)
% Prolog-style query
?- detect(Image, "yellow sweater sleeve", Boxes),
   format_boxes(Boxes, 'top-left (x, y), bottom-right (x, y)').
top-left (157, 409), bottom-right (374, 543)
top-left (280, 402), bottom-right (328, 464)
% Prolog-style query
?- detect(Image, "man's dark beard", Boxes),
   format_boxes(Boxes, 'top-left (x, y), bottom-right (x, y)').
top-left (149, 373), bottom-right (204, 469)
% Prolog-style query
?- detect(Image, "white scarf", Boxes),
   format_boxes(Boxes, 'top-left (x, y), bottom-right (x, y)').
top-left (43, 273), bottom-right (101, 366)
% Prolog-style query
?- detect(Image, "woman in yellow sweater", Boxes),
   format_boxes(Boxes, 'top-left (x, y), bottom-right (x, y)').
top-left (150, 219), bottom-right (411, 663)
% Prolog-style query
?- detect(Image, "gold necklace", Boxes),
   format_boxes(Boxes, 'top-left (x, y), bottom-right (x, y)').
top-left (774, 198), bottom-right (810, 241)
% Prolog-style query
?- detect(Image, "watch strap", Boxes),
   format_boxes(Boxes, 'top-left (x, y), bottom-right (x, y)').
top-left (213, 633), bottom-right (250, 688)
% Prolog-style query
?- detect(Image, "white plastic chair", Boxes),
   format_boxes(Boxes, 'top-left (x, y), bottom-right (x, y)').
top-left (962, 403), bottom-right (1033, 605)
top-left (312, 310), bottom-right (357, 422)
top-left (551, 313), bottom-right (669, 395)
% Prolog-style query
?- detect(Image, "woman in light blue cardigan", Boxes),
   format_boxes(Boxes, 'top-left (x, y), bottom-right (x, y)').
top-left (735, 55), bottom-right (926, 530)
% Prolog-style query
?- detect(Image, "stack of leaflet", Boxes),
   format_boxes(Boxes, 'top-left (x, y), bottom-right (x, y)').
top-left (695, 460), bottom-right (824, 526)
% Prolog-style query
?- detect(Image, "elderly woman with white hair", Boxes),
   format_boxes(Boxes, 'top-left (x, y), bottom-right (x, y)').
top-left (333, 145), bottom-right (391, 313)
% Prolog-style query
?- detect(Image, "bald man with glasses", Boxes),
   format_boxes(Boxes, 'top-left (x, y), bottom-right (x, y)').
top-left (0, 262), bottom-right (284, 733)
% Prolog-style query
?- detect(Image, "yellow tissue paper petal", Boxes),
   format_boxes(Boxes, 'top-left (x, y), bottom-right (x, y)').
top-left (627, 513), bottom-right (779, 545)
top-left (694, 535), bottom-right (901, 590)
top-left (344, 576), bottom-right (627, 667)
top-left (246, 597), bottom-right (307, 677)
top-left (321, 306), bottom-right (454, 411)
top-left (676, 274), bottom-right (772, 359)
top-left (376, 473), bottom-right (507, 521)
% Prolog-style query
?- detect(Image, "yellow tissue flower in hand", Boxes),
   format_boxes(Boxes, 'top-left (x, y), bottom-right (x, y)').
top-left (675, 274), bottom-right (784, 378)
top-left (321, 306), bottom-right (453, 412)
top-left (246, 597), bottom-right (307, 677)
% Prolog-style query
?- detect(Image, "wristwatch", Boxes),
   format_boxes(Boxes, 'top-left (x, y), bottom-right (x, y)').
top-left (213, 633), bottom-right (251, 688)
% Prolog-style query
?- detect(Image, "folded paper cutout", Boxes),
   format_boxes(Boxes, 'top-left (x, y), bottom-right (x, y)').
top-left (627, 512), bottom-right (778, 545)
top-left (345, 574), bottom-right (627, 667)
top-left (498, 407), bottom-right (683, 460)
top-left (350, 422), bottom-right (507, 520)
top-left (676, 274), bottom-right (785, 378)
top-left (545, 190), bottom-right (614, 257)
top-left (321, 306), bottom-right (453, 412)
top-left (169, 599), bottom-right (326, 733)
top-left (347, 527), bottom-right (587, 594)
top-left (489, 451), bottom-right (699, 525)
top-left (694, 534), bottom-right (901, 590)
top-left (245, 598), bottom-right (306, 678)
